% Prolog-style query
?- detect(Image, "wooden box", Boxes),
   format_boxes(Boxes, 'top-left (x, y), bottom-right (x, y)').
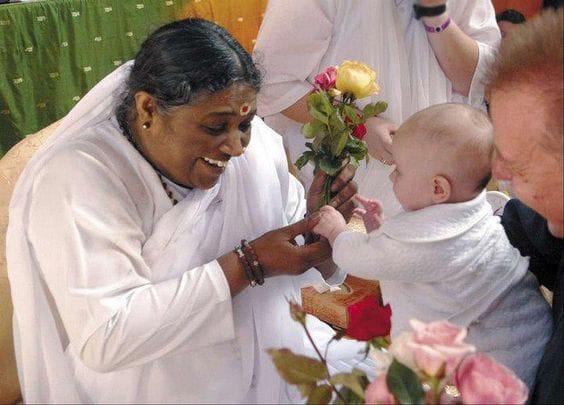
top-left (301, 275), bottom-right (381, 329)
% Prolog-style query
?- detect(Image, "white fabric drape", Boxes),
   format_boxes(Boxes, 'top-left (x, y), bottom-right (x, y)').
top-left (253, 0), bottom-right (500, 212)
top-left (6, 62), bottom-right (328, 403)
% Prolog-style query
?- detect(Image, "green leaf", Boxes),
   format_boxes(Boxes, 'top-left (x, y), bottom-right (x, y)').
top-left (319, 156), bottom-right (342, 176)
top-left (302, 122), bottom-right (316, 139)
top-left (297, 382), bottom-right (317, 398)
top-left (295, 151), bottom-right (315, 169)
top-left (334, 386), bottom-right (364, 405)
top-left (302, 120), bottom-right (328, 139)
top-left (306, 384), bottom-right (333, 405)
top-left (267, 349), bottom-right (327, 385)
top-left (328, 112), bottom-right (347, 134)
top-left (386, 359), bottom-right (425, 405)
top-left (363, 101), bottom-right (388, 119)
top-left (331, 129), bottom-right (349, 157)
top-left (330, 369), bottom-right (368, 399)
top-left (343, 104), bottom-right (361, 124)
top-left (348, 155), bottom-right (359, 168)
top-left (308, 92), bottom-right (334, 124)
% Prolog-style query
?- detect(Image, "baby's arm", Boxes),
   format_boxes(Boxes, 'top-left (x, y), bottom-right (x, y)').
top-left (354, 194), bottom-right (384, 233)
top-left (313, 205), bottom-right (348, 246)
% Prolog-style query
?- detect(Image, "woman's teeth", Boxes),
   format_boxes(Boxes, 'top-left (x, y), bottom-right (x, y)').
top-left (202, 156), bottom-right (228, 168)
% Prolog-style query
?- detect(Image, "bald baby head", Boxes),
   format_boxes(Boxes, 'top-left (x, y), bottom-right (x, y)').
top-left (392, 103), bottom-right (493, 208)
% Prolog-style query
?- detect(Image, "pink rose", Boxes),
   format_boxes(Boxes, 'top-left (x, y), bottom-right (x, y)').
top-left (407, 319), bottom-right (475, 378)
top-left (314, 66), bottom-right (337, 90)
top-left (365, 373), bottom-right (396, 404)
top-left (455, 353), bottom-right (528, 404)
top-left (346, 297), bottom-right (392, 341)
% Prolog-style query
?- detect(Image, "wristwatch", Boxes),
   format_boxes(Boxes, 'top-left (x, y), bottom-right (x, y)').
top-left (413, 4), bottom-right (447, 20)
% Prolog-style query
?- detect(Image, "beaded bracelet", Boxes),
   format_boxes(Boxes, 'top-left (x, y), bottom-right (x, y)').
top-left (234, 244), bottom-right (258, 287)
top-left (241, 239), bottom-right (265, 286)
top-left (423, 17), bottom-right (451, 33)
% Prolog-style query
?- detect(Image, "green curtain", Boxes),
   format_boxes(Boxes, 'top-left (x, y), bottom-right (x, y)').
top-left (0, 0), bottom-right (193, 156)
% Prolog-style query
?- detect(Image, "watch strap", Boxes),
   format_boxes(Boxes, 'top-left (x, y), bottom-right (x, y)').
top-left (413, 4), bottom-right (447, 20)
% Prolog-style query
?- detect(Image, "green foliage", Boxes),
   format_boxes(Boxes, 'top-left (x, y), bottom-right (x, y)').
top-left (307, 384), bottom-right (333, 404)
top-left (363, 101), bottom-right (388, 119)
top-left (342, 104), bottom-right (361, 124)
top-left (297, 90), bottom-right (386, 210)
top-left (386, 359), bottom-right (426, 404)
top-left (319, 156), bottom-right (342, 176)
top-left (330, 369), bottom-right (369, 399)
top-left (267, 349), bottom-right (327, 385)
top-left (297, 382), bottom-right (317, 398)
top-left (334, 386), bottom-right (364, 405)
top-left (308, 92), bottom-right (333, 124)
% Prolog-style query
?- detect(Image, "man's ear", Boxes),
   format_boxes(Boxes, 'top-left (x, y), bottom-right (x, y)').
top-left (432, 175), bottom-right (451, 204)
top-left (134, 91), bottom-right (157, 124)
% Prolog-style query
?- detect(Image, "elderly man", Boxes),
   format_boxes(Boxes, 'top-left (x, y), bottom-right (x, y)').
top-left (487, 8), bottom-right (563, 404)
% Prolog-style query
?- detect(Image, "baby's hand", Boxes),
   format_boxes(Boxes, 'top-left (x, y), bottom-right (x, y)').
top-left (313, 205), bottom-right (348, 246)
top-left (354, 195), bottom-right (384, 233)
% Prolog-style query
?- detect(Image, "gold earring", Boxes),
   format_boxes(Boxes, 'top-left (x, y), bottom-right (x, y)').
top-left (142, 122), bottom-right (150, 129)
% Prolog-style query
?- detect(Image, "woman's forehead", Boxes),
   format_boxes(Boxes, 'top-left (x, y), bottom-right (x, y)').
top-left (188, 83), bottom-right (257, 115)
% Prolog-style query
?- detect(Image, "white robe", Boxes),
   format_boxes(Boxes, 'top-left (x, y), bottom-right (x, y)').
top-left (253, 0), bottom-right (500, 213)
top-left (332, 192), bottom-right (552, 388)
top-left (6, 63), bottom-right (330, 403)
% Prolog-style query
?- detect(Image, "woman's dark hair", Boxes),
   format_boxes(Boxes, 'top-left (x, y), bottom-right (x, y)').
top-left (116, 18), bottom-right (261, 131)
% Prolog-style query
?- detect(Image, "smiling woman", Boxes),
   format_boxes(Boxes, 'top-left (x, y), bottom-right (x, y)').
top-left (6, 18), bottom-right (358, 403)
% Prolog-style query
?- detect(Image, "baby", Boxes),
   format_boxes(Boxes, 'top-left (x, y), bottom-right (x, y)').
top-left (314, 103), bottom-right (552, 388)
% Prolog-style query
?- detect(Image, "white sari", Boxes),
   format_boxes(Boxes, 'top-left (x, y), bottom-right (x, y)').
top-left (7, 62), bottom-right (324, 403)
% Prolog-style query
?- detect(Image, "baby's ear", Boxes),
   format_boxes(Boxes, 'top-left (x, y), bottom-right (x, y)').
top-left (431, 175), bottom-right (451, 204)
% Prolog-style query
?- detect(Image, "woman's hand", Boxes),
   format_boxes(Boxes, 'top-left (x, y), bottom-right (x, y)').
top-left (307, 163), bottom-right (358, 222)
top-left (364, 116), bottom-right (397, 166)
top-left (251, 215), bottom-right (331, 277)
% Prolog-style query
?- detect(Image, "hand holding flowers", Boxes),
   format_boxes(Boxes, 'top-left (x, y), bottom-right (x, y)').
top-left (296, 61), bottom-right (388, 208)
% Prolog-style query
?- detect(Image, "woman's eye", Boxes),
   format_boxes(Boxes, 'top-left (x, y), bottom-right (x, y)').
top-left (239, 121), bottom-right (252, 132)
top-left (203, 125), bottom-right (227, 135)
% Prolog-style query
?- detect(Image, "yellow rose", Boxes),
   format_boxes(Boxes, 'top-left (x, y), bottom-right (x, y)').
top-left (335, 60), bottom-right (380, 100)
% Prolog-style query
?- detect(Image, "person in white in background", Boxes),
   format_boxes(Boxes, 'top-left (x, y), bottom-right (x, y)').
top-left (253, 0), bottom-right (500, 216)
top-left (313, 103), bottom-right (552, 388)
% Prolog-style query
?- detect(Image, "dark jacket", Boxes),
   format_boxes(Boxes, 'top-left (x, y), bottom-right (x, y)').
top-left (501, 199), bottom-right (563, 404)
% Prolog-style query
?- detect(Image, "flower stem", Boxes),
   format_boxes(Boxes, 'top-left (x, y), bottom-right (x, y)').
top-left (300, 321), bottom-right (345, 402)
top-left (429, 376), bottom-right (442, 404)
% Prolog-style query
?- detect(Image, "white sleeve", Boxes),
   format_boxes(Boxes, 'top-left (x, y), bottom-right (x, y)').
top-left (27, 147), bottom-right (235, 373)
top-left (253, 0), bottom-right (337, 116)
top-left (451, 0), bottom-right (501, 106)
top-left (332, 230), bottom-right (452, 283)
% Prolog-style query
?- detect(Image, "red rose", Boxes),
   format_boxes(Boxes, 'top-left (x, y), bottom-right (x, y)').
top-left (346, 296), bottom-right (392, 341)
top-left (314, 66), bottom-right (337, 90)
top-left (343, 115), bottom-right (366, 140)
top-left (352, 123), bottom-right (366, 140)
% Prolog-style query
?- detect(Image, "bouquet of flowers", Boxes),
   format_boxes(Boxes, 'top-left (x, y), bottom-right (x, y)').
top-left (268, 300), bottom-right (529, 404)
top-left (295, 61), bottom-right (388, 207)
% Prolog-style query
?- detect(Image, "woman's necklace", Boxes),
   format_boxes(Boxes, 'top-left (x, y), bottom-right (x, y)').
top-left (158, 174), bottom-right (179, 206)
